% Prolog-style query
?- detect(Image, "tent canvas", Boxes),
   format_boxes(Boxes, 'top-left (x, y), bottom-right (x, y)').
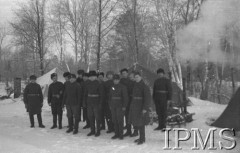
top-left (36, 68), bottom-right (65, 97)
top-left (211, 87), bottom-right (240, 131)
top-left (128, 63), bottom-right (185, 109)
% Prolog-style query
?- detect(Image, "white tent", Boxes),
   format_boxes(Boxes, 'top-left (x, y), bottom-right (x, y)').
top-left (36, 68), bottom-right (65, 97)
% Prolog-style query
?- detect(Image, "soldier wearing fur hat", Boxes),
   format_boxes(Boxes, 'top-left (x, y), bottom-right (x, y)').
top-left (24, 75), bottom-right (45, 128)
top-left (97, 72), bottom-right (105, 83)
top-left (76, 69), bottom-right (85, 122)
top-left (82, 72), bottom-right (90, 129)
top-left (84, 70), bottom-right (104, 137)
top-left (128, 71), bottom-right (151, 145)
top-left (101, 71), bottom-right (114, 133)
top-left (120, 68), bottom-right (138, 137)
top-left (62, 74), bottom-right (82, 134)
top-left (109, 74), bottom-right (128, 140)
top-left (48, 73), bottom-right (64, 129)
top-left (153, 68), bottom-right (172, 131)
top-left (63, 72), bottom-right (71, 128)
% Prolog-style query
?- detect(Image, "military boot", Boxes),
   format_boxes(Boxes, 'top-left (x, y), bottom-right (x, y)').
top-left (51, 115), bottom-right (57, 129)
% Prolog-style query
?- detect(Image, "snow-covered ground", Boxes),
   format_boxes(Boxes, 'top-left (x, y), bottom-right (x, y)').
top-left (0, 97), bottom-right (239, 153)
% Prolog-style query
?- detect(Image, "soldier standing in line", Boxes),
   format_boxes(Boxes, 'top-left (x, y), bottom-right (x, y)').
top-left (103, 71), bottom-right (115, 133)
top-left (109, 74), bottom-right (128, 140)
top-left (76, 69), bottom-right (85, 122)
top-left (120, 68), bottom-right (138, 137)
top-left (63, 72), bottom-right (72, 128)
top-left (128, 72), bottom-right (151, 145)
top-left (82, 72), bottom-right (90, 129)
top-left (98, 72), bottom-right (105, 83)
top-left (62, 74), bottom-right (82, 134)
top-left (152, 68), bottom-right (172, 131)
top-left (48, 73), bottom-right (64, 129)
top-left (84, 71), bottom-right (104, 137)
top-left (97, 72), bottom-right (106, 130)
top-left (24, 75), bottom-right (45, 128)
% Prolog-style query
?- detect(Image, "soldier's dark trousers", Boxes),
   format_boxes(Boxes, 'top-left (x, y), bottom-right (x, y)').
top-left (88, 105), bottom-right (101, 133)
top-left (111, 107), bottom-right (124, 136)
top-left (83, 107), bottom-right (90, 126)
top-left (79, 106), bottom-right (82, 122)
top-left (125, 106), bottom-right (131, 133)
top-left (52, 113), bottom-right (63, 127)
top-left (155, 102), bottom-right (167, 129)
top-left (29, 113), bottom-right (43, 126)
top-left (138, 126), bottom-right (145, 141)
top-left (100, 105), bottom-right (106, 129)
top-left (66, 105), bottom-right (80, 131)
top-left (51, 105), bottom-right (63, 127)
top-left (105, 103), bottom-right (114, 131)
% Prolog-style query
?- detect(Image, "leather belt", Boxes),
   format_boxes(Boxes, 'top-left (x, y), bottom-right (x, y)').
top-left (88, 94), bottom-right (99, 97)
top-left (112, 97), bottom-right (121, 100)
top-left (156, 91), bottom-right (168, 93)
top-left (28, 94), bottom-right (40, 96)
top-left (52, 94), bottom-right (60, 97)
top-left (133, 97), bottom-right (143, 100)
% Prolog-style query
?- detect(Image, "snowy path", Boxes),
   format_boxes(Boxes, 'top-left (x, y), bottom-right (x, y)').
top-left (0, 97), bottom-right (239, 153)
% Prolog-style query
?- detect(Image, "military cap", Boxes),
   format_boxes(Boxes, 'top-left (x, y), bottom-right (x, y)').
top-left (157, 68), bottom-right (165, 74)
top-left (113, 74), bottom-right (120, 80)
top-left (77, 69), bottom-right (85, 75)
top-left (70, 74), bottom-right (77, 78)
top-left (120, 68), bottom-right (128, 74)
top-left (29, 75), bottom-right (37, 80)
top-left (89, 70), bottom-right (97, 77)
top-left (106, 71), bottom-right (114, 76)
top-left (51, 73), bottom-right (57, 79)
top-left (63, 72), bottom-right (71, 78)
top-left (98, 72), bottom-right (105, 77)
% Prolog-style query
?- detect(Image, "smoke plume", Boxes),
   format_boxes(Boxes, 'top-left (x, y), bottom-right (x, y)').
top-left (177, 0), bottom-right (240, 64)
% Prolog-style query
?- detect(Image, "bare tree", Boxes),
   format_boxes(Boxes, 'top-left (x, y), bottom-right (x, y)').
top-left (11, 0), bottom-right (48, 76)
top-left (49, 0), bottom-right (67, 64)
top-left (95, 0), bottom-right (120, 71)
top-left (60, 0), bottom-right (81, 63)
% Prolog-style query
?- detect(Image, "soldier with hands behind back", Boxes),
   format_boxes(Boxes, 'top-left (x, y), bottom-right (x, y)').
top-left (24, 75), bottom-right (45, 128)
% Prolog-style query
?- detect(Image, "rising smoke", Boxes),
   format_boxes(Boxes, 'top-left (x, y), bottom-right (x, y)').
top-left (177, 0), bottom-right (240, 64)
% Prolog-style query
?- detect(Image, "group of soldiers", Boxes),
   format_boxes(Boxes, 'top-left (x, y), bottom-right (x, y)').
top-left (23, 68), bottom-right (172, 145)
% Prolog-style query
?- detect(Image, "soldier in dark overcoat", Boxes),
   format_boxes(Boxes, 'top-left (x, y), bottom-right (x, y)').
top-left (83, 71), bottom-right (104, 137)
top-left (62, 74), bottom-right (82, 134)
top-left (76, 69), bottom-right (85, 121)
top-left (48, 73), bottom-right (64, 129)
top-left (153, 68), bottom-right (172, 131)
top-left (120, 68), bottom-right (138, 137)
top-left (109, 74), bottom-right (128, 140)
top-left (82, 72), bottom-right (90, 129)
top-left (24, 75), bottom-right (45, 128)
top-left (102, 71), bottom-right (115, 133)
top-left (128, 72), bottom-right (151, 145)
top-left (63, 72), bottom-right (71, 128)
